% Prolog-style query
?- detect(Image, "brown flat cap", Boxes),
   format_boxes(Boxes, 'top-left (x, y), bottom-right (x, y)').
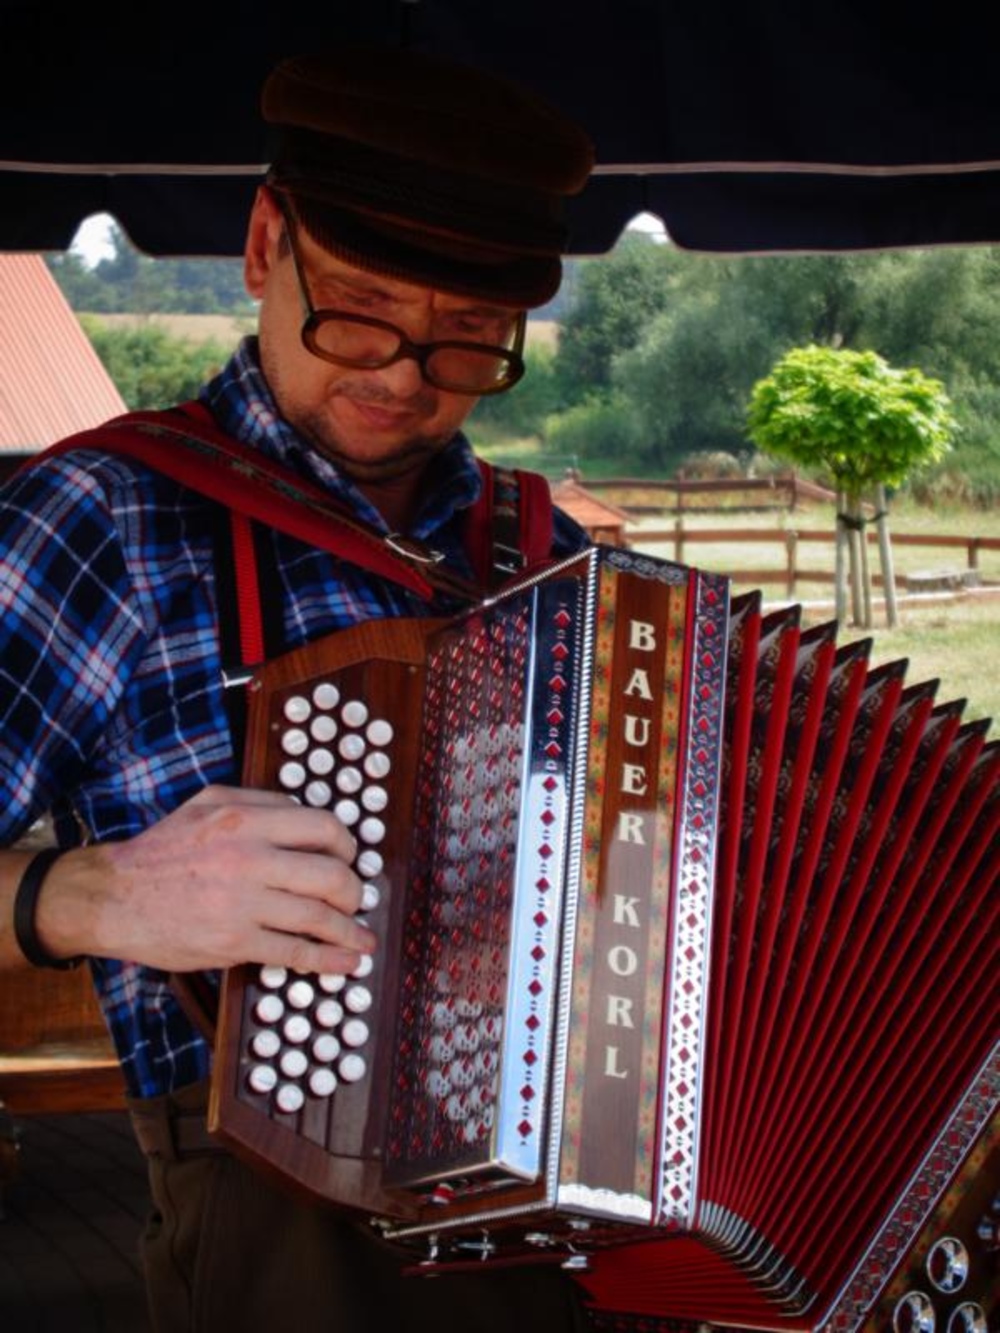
top-left (262, 46), bottom-right (594, 307)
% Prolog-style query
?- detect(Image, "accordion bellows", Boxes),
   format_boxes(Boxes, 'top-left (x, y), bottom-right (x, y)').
top-left (208, 547), bottom-right (999, 1333)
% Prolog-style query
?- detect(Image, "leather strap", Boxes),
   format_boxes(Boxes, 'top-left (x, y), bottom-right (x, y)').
top-left (30, 403), bottom-right (481, 606)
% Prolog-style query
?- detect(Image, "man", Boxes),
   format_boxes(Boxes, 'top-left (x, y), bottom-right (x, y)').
top-left (0, 46), bottom-right (594, 1332)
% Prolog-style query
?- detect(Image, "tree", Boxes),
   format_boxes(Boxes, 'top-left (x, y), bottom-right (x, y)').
top-left (747, 345), bottom-right (955, 627)
top-left (82, 318), bottom-right (231, 410)
top-left (553, 233), bottom-right (679, 395)
top-left (47, 218), bottom-right (254, 315)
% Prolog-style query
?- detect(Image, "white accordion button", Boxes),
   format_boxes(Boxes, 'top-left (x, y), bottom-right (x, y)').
top-left (341, 1018), bottom-right (369, 1048)
top-left (283, 1014), bottom-right (312, 1044)
top-left (344, 984), bottom-right (372, 1014)
top-left (307, 748), bottom-right (335, 776)
top-left (341, 700), bottom-right (369, 728)
top-left (366, 719), bottom-right (393, 746)
top-left (317, 973), bottom-right (346, 993)
top-left (312, 1033), bottom-right (341, 1063)
top-left (360, 882), bottom-right (381, 911)
top-left (309, 1067), bottom-right (338, 1098)
top-left (276, 1083), bottom-right (305, 1114)
top-left (351, 953), bottom-right (374, 980)
top-left (361, 785), bottom-right (388, 813)
top-left (336, 766), bottom-right (363, 795)
top-left (315, 998), bottom-right (344, 1029)
top-left (312, 682), bottom-right (340, 711)
top-left (310, 714), bottom-right (338, 744)
top-left (363, 751), bottom-right (391, 780)
top-left (248, 1064), bottom-right (279, 1095)
top-left (255, 994), bottom-right (284, 1025)
top-left (359, 816), bottom-right (386, 845)
top-left (259, 965), bottom-right (287, 990)
top-left (356, 849), bottom-right (383, 879)
top-left (278, 761), bottom-right (306, 790)
top-left (281, 728), bottom-right (309, 756)
top-left (283, 696), bottom-right (311, 724)
top-left (338, 1053), bottom-right (367, 1083)
top-left (334, 798), bottom-right (360, 826)
top-left (339, 733), bottom-right (366, 762)
top-left (279, 1048), bottom-right (309, 1079)
top-left (304, 780), bottom-right (333, 807)
top-left (251, 1030), bottom-right (281, 1060)
top-left (286, 979), bottom-right (315, 1010)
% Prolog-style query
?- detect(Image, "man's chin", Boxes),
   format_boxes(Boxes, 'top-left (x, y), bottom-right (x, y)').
top-left (307, 429), bottom-right (450, 485)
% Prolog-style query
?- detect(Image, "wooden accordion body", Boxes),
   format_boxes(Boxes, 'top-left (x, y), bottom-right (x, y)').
top-left (209, 547), bottom-right (999, 1333)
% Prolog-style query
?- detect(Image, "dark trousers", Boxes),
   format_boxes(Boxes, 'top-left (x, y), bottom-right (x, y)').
top-left (128, 1082), bottom-right (588, 1333)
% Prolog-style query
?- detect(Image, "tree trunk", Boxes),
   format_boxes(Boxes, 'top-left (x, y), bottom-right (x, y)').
top-left (835, 490), bottom-right (850, 626)
top-left (846, 494), bottom-right (866, 627)
top-left (875, 484), bottom-right (899, 628)
top-left (857, 493), bottom-right (873, 628)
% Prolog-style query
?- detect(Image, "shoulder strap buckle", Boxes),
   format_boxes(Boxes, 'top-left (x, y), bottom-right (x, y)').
top-left (384, 533), bottom-right (447, 566)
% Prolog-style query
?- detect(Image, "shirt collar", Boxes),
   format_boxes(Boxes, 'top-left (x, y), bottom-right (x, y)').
top-left (199, 336), bottom-right (484, 538)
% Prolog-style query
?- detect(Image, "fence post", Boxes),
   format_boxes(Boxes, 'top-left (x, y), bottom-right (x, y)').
top-left (674, 518), bottom-right (684, 565)
top-left (969, 538), bottom-right (981, 573)
top-left (785, 530), bottom-right (797, 600)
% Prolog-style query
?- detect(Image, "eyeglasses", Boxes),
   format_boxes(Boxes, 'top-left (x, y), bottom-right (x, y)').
top-left (279, 203), bottom-right (526, 396)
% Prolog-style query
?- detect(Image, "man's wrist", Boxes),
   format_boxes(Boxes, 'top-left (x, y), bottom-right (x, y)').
top-left (13, 848), bottom-right (83, 968)
top-left (21, 846), bottom-right (98, 968)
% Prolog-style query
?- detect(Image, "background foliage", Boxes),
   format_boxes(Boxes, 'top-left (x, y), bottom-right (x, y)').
top-left (49, 218), bottom-right (1000, 503)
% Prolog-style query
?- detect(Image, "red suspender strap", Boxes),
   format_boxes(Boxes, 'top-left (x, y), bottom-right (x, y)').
top-left (465, 459), bottom-right (554, 590)
top-left (229, 511), bottom-right (266, 669)
top-left (463, 458), bottom-right (495, 587)
top-left (514, 467), bottom-right (554, 569)
top-left (29, 403), bottom-right (479, 606)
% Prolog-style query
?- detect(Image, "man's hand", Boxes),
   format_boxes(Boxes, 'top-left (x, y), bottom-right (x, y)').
top-left (30, 786), bottom-right (374, 974)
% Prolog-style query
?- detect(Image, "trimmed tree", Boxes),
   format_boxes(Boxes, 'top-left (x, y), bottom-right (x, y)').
top-left (747, 345), bottom-right (955, 627)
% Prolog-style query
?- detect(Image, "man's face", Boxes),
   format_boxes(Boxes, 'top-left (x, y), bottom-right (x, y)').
top-left (244, 188), bottom-right (518, 490)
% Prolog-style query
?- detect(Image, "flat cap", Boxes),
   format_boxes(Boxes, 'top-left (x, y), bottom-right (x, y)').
top-left (262, 45), bottom-right (595, 307)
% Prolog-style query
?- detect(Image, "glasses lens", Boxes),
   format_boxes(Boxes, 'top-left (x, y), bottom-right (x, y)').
top-left (307, 317), bottom-right (401, 368)
top-left (425, 345), bottom-right (521, 393)
top-left (304, 313), bottom-right (525, 394)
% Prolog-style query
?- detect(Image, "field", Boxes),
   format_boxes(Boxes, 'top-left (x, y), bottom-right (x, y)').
top-left (624, 495), bottom-right (1000, 734)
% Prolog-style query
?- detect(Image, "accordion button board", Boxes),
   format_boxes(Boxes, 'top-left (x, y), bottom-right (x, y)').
top-left (206, 547), bottom-right (999, 1333)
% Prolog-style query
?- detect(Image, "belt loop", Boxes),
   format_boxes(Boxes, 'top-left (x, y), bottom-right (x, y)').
top-left (127, 1081), bottom-right (225, 1160)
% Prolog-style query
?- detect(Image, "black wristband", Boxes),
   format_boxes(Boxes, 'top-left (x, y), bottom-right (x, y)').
top-left (13, 847), bottom-right (82, 970)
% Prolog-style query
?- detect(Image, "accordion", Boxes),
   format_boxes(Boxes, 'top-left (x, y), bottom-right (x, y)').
top-left (207, 546), bottom-right (1000, 1333)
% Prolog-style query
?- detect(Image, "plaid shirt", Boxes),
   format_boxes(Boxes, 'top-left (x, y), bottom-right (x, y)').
top-left (0, 338), bottom-right (587, 1098)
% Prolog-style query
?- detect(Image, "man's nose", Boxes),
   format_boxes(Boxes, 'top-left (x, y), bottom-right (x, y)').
top-left (372, 350), bottom-right (431, 399)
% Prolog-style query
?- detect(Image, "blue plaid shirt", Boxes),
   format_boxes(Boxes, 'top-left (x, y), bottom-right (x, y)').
top-left (0, 338), bottom-right (586, 1099)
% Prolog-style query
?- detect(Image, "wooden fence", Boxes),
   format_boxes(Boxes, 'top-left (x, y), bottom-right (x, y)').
top-left (582, 473), bottom-right (837, 513)
top-left (628, 523), bottom-right (1000, 600)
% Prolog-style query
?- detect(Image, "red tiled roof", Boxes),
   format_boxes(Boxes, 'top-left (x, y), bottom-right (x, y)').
top-left (0, 255), bottom-right (126, 453)
top-left (551, 478), bottom-right (630, 529)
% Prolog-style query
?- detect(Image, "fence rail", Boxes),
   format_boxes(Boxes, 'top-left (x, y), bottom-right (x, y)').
top-left (582, 474), bottom-right (838, 513)
top-left (628, 523), bottom-right (1000, 599)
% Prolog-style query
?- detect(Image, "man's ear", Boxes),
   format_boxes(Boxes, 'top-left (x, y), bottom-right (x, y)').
top-left (244, 186), bottom-right (284, 298)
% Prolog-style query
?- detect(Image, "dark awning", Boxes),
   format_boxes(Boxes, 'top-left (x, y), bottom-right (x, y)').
top-left (3, 1), bottom-right (999, 257)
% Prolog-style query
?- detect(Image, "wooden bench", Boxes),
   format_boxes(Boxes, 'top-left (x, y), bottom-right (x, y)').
top-left (0, 966), bottom-right (125, 1118)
